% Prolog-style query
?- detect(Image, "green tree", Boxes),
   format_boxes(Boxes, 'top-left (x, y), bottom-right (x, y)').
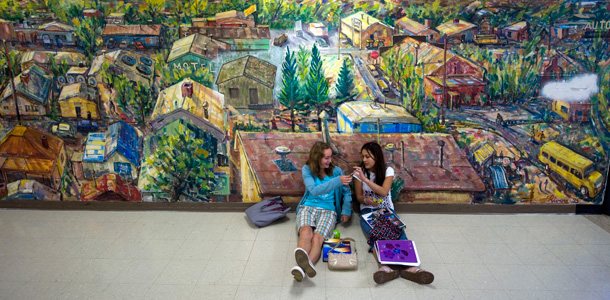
top-left (296, 45), bottom-right (310, 82)
top-left (108, 73), bottom-right (134, 109)
top-left (0, 49), bottom-right (22, 84)
top-left (278, 47), bottom-right (302, 132)
top-left (333, 57), bottom-right (355, 105)
top-left (142, 0), bottom-right (166, 24)
top-left (128, 84), bottom-right (155, 125)
top-left (144, 126), bottom-right (217, 202)
top-left (72, 17), bottom-right (103, 60)
top-left (0, 0), bottom-right (25, 21)
top-left (305, 44), bottom-right (328, 131)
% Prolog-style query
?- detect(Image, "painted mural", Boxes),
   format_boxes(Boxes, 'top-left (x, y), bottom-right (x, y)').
top-left (0, 0), bottom-right (608, 206)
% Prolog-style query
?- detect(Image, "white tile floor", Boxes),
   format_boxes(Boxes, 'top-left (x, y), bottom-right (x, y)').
top-left (1, 209), bottom-right (610, 300)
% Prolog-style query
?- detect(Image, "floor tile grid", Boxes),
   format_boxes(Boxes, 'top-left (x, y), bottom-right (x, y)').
top-left (397, 213), bottom-right (610, 299)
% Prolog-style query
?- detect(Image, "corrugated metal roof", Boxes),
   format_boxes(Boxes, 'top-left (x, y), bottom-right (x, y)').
top-left (167, 33), bottom-right (216, 62)
top-left (505, 21), bottom-right (527, 31)
top-left (393, 38), bottom-right (447, 75)
top-left (38, 21), bottom-right (73, 32)
top-left (152, 78), bottom-right (225, 124)
top-left (58, 82), bottom-right (94, 102)
top-left (396, 17), bottom-right (428, 34)
top-left (0, 126), bottom-right (63, 160)
top-left (337, 102), bottom-right (421, 124)
top-left (102, 24), bottom-right (163, 36)
top-left (474, 143), bottom-right (494, 164)
top-left (238, 131), bottom-right (485, 197)
top-left (188, 26), bottom-right (270, 40)
top-left (216, 55), bottom-right (277, 88)
top-left (436, 19), bottom-right (476, 35)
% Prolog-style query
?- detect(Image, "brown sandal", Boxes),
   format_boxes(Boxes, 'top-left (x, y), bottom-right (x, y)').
top-left (373, 266), bottom-right (399, 284)
top-left (400, 267), bottom-right (434, 284)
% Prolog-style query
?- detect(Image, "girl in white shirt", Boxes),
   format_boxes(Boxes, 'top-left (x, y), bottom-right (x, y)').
top-left (353, 141), bottom-right (434, 285)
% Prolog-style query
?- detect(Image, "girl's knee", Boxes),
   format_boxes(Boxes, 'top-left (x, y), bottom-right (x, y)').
top-left (299, 226), bottom-right (313, 238)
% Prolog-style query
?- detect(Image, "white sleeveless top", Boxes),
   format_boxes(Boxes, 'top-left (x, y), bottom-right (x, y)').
top-left (360, 167), bottom-right (394, 211)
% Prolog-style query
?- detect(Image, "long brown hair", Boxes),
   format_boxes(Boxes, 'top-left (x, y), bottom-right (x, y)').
top-left (306, 141), bottom-right (334, 178)
top-left (359, 141), bottom-right (387, 186)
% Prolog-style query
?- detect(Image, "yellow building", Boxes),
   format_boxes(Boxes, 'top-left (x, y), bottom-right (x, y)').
top-left (341, 11), bottom-right (393, 49)
top-left (152, 78), bottom-right (226, 132)
top-left (58, 83), bottom-right (100, 119)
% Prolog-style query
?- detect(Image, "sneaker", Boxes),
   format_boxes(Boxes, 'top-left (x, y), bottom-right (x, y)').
top-left (291, 266), bottom-right (305, 282)
top-left (294, 248), bottom-right (316, 278)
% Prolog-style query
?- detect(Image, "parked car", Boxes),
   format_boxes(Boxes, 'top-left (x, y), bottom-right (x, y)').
top-left (119, 40), bottom-right (129, 49)
top-left (77, 120), bottom-right (99, 132)
top-left (51, 123), bottom-right (76, 139)
top-left (273, 33), bottom-right (288, 46)
top-left (315, 38), bottom-right (328, 48)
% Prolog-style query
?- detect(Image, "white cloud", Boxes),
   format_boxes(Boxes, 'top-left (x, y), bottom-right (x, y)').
top-left (541, 74), bottom-right (599, 102)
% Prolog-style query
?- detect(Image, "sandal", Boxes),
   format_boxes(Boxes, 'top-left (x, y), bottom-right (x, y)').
top-left (373, 266), bottom-right (399, 284)
top-left (400, 267), bottom-right (434, 284)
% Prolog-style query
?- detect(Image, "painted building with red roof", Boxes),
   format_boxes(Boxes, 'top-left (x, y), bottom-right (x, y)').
top-left (80, 173), bottom-right (142, 202)
top-left (235, 131), bottom-right (485, 203)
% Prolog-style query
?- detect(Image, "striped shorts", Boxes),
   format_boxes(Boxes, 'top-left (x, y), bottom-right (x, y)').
top-left (296, 206), bottom-right (337, 240)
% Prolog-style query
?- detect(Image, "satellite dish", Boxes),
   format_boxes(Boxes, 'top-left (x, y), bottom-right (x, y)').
top-left (76, 75), bottom-right (86, 83)
top-left (67, 76), bottom-right (75, 84)
top-left (88, 77), bottom-right (97, 86)
top-left (57, 76), bottom-right (66, 86)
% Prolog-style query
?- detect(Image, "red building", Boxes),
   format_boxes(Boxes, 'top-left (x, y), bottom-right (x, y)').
top-left (389, 37), bottom-right (487, 108)
top-left (80, 174), bottom-right (142, 202)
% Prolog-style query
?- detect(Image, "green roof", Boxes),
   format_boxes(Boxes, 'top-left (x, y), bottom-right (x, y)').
top-left (216, 56), bottom-right (277, 89)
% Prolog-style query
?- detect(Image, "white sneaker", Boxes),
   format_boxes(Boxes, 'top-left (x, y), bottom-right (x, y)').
top-left (294, 248), bottom-right (316, 278)
top-left (291, 266), bottom-right (305, 282)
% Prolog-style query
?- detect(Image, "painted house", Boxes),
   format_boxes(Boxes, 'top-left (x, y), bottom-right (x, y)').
top-left (337, 102), bottom-right (422, 134)
top-left (37, 21), bottom-right (75, 47)
top-left (152, 78), bottom-right (226, 131)
top-left (80, 174), bottom-right (142, 202)
top-left (394, 17), bottom-right (439, 43)
top-left (436, 19), bottom-right (478, 43)
top-left (187, 26), bottom-right (270, 51)
top-left (58, 83), bottom-right (99, 119)
top-left (235, 131), bottom-right (485, 203)
top-left (88, 50), bottom-right (155, 88)
top-left (5, 179), bottom-right (61, 201)
top-left (214, 10), bottom-right (255, 27)
top-left (105, 12), bottom-right (125, 25)
top-left (167, 33), bottom-right (231, 74)
top-left (500, 21), bottom-right (528, 41)
top-left (0, 65), bottom-right (53, 118)
top-left (216, 56), bottom-right (276, 110)
top-left (340, 11), bottom-right (393, 49)
top-left (539, 51), bottom-right (588, 85)
top-left (20, 51), bottom-right (87, 71)
top-left (82, 121), bottom-right (141, 180)
top-left (0, 126), bottom-right (67, 190)
top-left (390, 37), bottom-right (486, 107)
top-left (102, 24), bottom-right (166, 49)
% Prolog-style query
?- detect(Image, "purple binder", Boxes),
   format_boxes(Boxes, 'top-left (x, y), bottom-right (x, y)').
top-left (375, 240), bottom-right (420, 266)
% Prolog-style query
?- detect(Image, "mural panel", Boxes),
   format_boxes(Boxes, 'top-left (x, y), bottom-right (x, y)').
top-left (0, 0), bottom-right (608, 206)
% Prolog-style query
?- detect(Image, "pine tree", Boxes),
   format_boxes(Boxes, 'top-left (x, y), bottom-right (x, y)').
top-left (334, 57), bottom-right (355, 105)
top-left (278, 47), bottom-right (302, 132)
top-left (305, 44), bottom-right (328, 131)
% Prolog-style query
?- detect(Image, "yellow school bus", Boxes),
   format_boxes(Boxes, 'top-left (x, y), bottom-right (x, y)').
top-left (539, 141), bottom-right (604, 198)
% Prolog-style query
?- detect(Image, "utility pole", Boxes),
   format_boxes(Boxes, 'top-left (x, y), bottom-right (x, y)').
top-left (442, 36), bottom-right (448, 125)
top-left (3, 40), bottom-right (20, 124)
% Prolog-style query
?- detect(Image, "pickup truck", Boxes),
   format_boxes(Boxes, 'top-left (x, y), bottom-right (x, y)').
top-left (77, 120), bottom-right (99, 132)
